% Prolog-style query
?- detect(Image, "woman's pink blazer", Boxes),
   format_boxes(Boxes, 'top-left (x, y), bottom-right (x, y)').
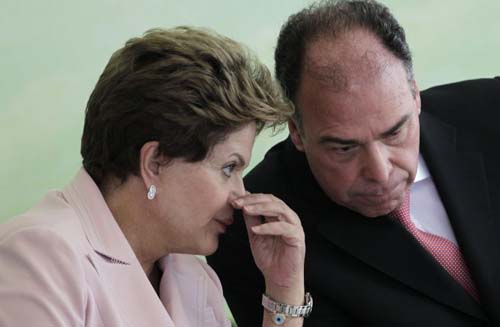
top-left (0, 169), bottom-right (231, 326)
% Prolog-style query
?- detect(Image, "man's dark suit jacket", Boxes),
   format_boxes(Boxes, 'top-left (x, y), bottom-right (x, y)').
top-left (208, 78), bottom-right (500, 326)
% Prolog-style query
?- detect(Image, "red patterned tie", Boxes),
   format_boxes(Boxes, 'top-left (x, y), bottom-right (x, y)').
top-left (389, 192), bottom-right (479, 300)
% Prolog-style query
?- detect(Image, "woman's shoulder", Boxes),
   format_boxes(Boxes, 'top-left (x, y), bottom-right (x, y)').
top-left (0, 191), bottom-right (91, 326)
top-left (0, 189), bottom-right (89, 260)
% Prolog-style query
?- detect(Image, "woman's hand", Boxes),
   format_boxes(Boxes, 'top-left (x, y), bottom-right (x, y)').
top-left (232, 193), bottom-right (305, 304)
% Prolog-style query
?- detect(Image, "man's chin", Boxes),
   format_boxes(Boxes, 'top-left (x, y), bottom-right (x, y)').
top-left (360, 209), bottom-right (390, 218)
top-left (351, 199), bottom-right (402, 218)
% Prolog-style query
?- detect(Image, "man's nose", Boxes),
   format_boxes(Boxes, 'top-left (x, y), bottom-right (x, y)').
top-left (362, 144), bottom-right (391, 183)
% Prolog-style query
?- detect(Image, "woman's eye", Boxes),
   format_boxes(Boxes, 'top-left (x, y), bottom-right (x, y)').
top-left (222, 163), bottom-right (236, 177)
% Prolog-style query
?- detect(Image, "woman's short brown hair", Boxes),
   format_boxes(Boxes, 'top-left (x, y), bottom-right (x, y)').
top-left (81, 27), bottom-right (292, 190)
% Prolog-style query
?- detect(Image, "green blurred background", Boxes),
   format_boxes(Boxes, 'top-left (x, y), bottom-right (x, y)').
top-left (1, 0), bottom-right (499, 222)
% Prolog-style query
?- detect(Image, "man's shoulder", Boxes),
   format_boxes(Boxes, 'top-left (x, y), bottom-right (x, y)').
top-left (245, 138), bottom-right (292, 195)
top-left (421, 77), bottom-right (500, 116)
top-left (421, 77), bottom-right (500, 141)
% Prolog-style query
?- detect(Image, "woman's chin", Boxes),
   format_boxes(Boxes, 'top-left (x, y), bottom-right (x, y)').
top-left (193, 238), bottom-right (219, 257)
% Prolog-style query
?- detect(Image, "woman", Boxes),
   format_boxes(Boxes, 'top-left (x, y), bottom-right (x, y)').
top-left (0, 27), bottom-right (310, 326)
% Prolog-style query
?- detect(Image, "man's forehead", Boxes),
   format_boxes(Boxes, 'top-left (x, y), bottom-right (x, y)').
top-left (302, 31), bottom-right (396, 92)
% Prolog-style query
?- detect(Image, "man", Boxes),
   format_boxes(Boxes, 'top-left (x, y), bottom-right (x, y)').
top-left (208, 0), bottom-right (500, 326)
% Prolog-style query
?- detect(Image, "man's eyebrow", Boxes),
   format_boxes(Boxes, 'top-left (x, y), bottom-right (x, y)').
top-left (318, 113), bottom-right (412, 146)
top-left (380, 114), bottom-right (411, 138)
top-left (318, 135), bottom-right (360, 146)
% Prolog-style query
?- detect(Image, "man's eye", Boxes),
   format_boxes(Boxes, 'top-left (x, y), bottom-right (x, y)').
top-left (387, 129), bottom-right (401, 138)
top-left (334, 145), bottom-right (357, 154)
top-left (222, 163), bottom-right (236, 177)
top-left (385, 128), bottom-right (407, 144)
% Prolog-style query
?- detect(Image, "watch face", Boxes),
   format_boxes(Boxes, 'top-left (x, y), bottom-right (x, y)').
top-left (272, 313), bottom-right (286, 325)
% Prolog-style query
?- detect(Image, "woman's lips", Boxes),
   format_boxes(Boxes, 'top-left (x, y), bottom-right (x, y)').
top-left (214, 217), bottom-right (234, 232)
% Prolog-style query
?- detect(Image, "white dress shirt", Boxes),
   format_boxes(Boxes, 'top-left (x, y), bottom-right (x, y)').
top-left (409, 155), bottom-right (459, 245)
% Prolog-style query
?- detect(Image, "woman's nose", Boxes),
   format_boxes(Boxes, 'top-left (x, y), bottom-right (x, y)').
top-left (229, 176), bottom-right (246, 199)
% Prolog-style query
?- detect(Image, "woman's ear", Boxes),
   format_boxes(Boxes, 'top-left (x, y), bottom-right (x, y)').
top-left (139, 141), bottom-right (163, 189)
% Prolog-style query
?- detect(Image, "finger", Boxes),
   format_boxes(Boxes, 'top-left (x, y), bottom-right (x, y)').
top-left (242, 209), bottom-right (262, 230)
top-left (251, 222), bottom-right (305, 245)
top-left (243, 201), bottom-right (301, 226)
top-left (242, 211), bottom-right (280, 236)
top-left (231, 193), bottom-right (276, 208)
top-left (232, 193), bottom-right (301, 225)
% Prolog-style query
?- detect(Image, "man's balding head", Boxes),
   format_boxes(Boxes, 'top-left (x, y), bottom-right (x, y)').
top-left (275, 0), bottom-right (413, 127)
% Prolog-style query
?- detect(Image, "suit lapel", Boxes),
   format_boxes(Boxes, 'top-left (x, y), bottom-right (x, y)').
top-left (316, 205), bottom-right (485, 319)
top-left (420, 112), bottom-right (500, 323)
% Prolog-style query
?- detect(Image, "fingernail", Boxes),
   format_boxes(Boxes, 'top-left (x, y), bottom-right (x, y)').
top-left (244, 205), bottom-right (254, 211)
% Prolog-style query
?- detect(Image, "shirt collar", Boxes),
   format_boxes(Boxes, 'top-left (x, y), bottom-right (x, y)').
top-left (414, 153), bottom-right (431, 183)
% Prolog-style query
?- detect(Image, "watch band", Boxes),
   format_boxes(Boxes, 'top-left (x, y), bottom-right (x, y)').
top-left (262, 292), bottom-right (313, 324)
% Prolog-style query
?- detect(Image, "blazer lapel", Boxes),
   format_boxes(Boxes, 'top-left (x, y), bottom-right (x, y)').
top-left (420, 112), bottom-right (500, 323)
top-left (91, 256), bottom-right (175, 327)
top-left (64, 169), bottom-right (175, 327)
top-left (158, 255), bottom-right (231, 327)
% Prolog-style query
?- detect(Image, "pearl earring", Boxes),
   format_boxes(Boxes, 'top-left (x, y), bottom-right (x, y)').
top-left (147, 185), bottom-right (157, 200)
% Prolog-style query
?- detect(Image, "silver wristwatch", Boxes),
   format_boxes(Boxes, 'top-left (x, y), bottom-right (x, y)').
top-left (262, 292), bottom-right (313, 325)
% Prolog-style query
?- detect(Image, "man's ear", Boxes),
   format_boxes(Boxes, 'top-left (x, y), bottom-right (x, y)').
top-left (139, 141), bottom-right (163, 189)
top-left (288, 120), bottom-right (305, 152)
top-left (411, 79), bottom-right (421, 115)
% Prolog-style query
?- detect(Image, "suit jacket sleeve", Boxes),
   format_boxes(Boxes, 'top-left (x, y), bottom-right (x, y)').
top-left (0, 227), bottom-right (86, 325)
